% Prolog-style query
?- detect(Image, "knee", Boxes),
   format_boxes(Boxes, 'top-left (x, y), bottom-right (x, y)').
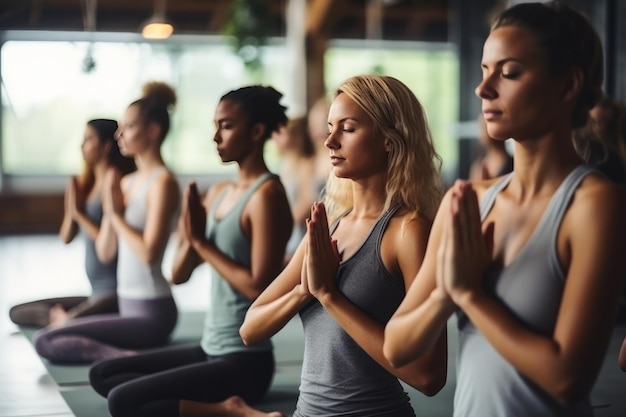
top-left (107, 383), bottom-right (135, 417)
top-left (89, 359), bottom-right (111, 397)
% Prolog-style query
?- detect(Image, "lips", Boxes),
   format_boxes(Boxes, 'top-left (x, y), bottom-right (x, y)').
top-left (483, 109), bottom-right (503, 121)
top-left (330, 156), bottom-right (344, 165)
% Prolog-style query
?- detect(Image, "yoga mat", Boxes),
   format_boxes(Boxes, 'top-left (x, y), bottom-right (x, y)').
top-left (60, 387), bottom-right (109, 417)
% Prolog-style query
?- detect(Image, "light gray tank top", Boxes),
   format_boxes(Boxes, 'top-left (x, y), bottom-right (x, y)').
top-left (294, 204), bottom-right (416, 417)
top-left (117, 167), bottom-right (173, 300)
top-left (83, 193), bottom-right (117, 297)
top-left (454, 165), bottom-right (595, 417)
top-left (201, 172), bottom-right (276, 355)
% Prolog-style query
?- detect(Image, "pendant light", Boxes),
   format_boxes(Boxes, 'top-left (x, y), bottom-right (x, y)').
top-left (141, 0), bottom-right (174, 40)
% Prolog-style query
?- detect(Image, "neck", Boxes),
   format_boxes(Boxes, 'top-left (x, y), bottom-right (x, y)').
top-left (349, 174), bottom-right (388, 220)
top-left (235, 151), bottom-right (269, 185)
top-left (509, 130), bottom-right (583, 199)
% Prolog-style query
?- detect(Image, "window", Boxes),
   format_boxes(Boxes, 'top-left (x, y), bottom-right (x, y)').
top-left (0, 31), bottom-right (458, 191)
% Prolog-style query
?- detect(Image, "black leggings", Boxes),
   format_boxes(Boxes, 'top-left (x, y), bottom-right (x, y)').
top-left (89, 344), bottom-right (275, 417)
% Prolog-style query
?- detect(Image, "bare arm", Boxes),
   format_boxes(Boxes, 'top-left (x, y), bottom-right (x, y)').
top-left (308, 204), bottom-right (446, 395)
top-left (189, 179), bottom-right (293, 300)
top-left (109, 171), bottom-right (180, 265)
top-left (240, 237), bottom-right (312, 345)
top-left (95, 169), bottom-right (121, 262)
top-left (448, 179), bottom-right (626, 405)
top-left (384, 190), bottom-right (457, 367)
top-left (619, 336), bottom-right (626, 372)
top-left (170, 182), bottom-right (207, 285)
top-left (59, 177), bottom-right (80, 244)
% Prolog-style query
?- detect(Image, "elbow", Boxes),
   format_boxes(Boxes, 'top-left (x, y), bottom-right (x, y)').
top-left (383, 340), bottom-right (413, 369)
top-left (407, 372), bottom-right (447, 397)
top-left (548, 378), bottom-right (591, 407)
top-left (239, 322), bottom-right (259, 347)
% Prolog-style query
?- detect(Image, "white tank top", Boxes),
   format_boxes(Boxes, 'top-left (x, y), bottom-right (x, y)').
top-left (117, 167), bottom-right (173, 300)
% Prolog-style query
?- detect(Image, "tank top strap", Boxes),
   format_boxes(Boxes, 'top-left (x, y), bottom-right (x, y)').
top-left (479, 173), bottom-right (513, 221)
top-left (208, 172), bottom-right (277, 219)
top-left (539, 164), bottom-right (595, 249)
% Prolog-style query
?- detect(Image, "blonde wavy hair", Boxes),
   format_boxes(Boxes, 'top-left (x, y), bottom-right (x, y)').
top-left (323, 74), bottom-right (443, 222)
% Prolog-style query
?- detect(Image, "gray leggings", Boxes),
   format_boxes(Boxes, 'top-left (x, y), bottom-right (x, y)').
top-left (33, 296), bottom-right (177, 364)
top-left (9, 292), bottom-right (118, 328)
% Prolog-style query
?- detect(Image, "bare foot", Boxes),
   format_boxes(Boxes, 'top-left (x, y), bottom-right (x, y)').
top-left (48, 304), bottom-right (69, 328)
top-left (180, 395), bottom-right (287, 417)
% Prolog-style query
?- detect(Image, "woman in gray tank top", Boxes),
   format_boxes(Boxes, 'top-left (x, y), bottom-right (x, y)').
top-left (33, 83), bottom-right (180, 364)
top-left (10, 118), bottom-right (135, 328)
top-left (385, 3), bottom-right (626, 417)
top-left (241, 74), bottom-right (447, 417)
top-left (89, 86), bottom-right (293, 417)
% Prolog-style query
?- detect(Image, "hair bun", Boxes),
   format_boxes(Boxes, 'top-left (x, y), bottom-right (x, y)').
top-left (141, 81), bottom-right (177, 110)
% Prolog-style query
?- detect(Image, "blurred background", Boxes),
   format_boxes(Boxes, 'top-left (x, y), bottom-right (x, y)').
top-left (0, 0), bottom-right (624, 234)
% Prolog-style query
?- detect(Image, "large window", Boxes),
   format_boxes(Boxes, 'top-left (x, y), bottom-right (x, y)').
top-left (1, 31), bottom-right (458, 191)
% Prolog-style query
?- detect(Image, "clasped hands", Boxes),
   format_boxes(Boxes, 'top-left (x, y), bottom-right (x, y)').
top-left (102, 168), bottom-right (124, 218)
top-left (436, 180), bottom-right (494, 307)
top-left (299, 201), bottom-right (340, 302)
top-left (179, 181), bottom-right (207, 246)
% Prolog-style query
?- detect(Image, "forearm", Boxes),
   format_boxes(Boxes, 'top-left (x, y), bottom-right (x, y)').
top-left (110, 213), bottom-right (161, 264)
top-left (59, 213), bottom-right (78, 244)
top-left (458, 291), bottom-right (597, 404)
top-left (73, 210), bottom-right (100, 241)
top-left (320, 290), bottom-right (446, 394)
top-left (95, 215), bottom-right (117, 263)
top-left (171, 238), bottom-right (201, 285)
top-left (384, 290), bottom-right (455, 367)
top-left (190, 237), bottom-right (263, 300)
top-left (240, 286), bottom-right (310, 345)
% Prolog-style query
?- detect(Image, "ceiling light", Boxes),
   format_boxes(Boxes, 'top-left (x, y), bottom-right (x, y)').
top-left (141, 0), bottom-right (173, 40)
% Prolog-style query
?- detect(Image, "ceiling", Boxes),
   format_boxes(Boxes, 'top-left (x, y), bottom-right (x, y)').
top-left (0, 0), bottom-right (451, 42)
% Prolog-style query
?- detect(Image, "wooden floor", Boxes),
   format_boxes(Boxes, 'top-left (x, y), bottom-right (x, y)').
top-left (1, 234), bottom-right (625, 417)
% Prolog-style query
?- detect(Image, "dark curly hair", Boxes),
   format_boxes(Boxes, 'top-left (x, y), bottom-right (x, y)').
top-left (220, 85), bottom-right (288, 141)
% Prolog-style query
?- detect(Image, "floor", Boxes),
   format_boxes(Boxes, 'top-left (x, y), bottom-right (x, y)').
top-left (1, 234), bottom-right (625, 417)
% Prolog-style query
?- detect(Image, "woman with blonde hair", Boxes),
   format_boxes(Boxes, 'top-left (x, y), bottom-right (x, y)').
top-left (240, 74), bottom-right (447, 416)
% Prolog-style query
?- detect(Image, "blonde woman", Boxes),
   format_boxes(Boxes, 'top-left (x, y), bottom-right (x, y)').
top-left (240, 74), bottom-right (446, 417)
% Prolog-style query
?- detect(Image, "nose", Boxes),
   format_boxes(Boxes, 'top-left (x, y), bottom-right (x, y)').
top-left (114, 128), bottom-right (122, 141)
top-left (475, 73), bottom-right (497, 100)
top-left (324, 129), bottom-right (338, 150)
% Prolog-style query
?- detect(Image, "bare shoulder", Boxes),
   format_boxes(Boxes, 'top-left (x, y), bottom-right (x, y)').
top-left (569, 173), bottom-right (626, 226)
top-left (251, 175), bottom-right (289, 204)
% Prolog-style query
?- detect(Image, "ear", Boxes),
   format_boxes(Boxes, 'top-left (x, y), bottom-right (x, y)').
top-left (562, 67), bottom-right (584, 105)
top-left (147, 122), bottom-right (162, 142)
top-left (383, 137), bottom-right (391, 152)
top-left (251, 123), bottom-right (266, 144)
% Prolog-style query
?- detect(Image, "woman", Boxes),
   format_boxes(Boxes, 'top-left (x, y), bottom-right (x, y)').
top-left (89, 85), bottom-right (293, 417)
top-left (384, 3), bottom-right (626, 417)
top-left (32, 82), bottom-right (180, 364)
top-left (10, 119), bottom-right (135, 328)
top-left (240, 74), bottom-right (447, 417)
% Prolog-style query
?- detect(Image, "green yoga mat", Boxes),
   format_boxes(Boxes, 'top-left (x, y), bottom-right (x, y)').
top-left (18, 309), bottom-right (206, 386)
top-left (20, 310), bottom-right (305, 386)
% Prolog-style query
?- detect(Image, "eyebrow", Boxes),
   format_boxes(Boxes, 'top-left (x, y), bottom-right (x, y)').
top-left (328, 116), bottom-right (359, 126)
top-left (481, 57), bottom-right (524, 68)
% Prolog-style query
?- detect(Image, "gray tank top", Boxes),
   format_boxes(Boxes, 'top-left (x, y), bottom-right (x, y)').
top-left (201, 172), bottom-right (276, 355)
top-left (117, 167), bottom-right (173, 300)
top-left (83, 193), bottom-right (117, 297)
top-left (294, 204), bottom-right (416, 417)
top-left (454, 165), bottom-right (595, 417)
